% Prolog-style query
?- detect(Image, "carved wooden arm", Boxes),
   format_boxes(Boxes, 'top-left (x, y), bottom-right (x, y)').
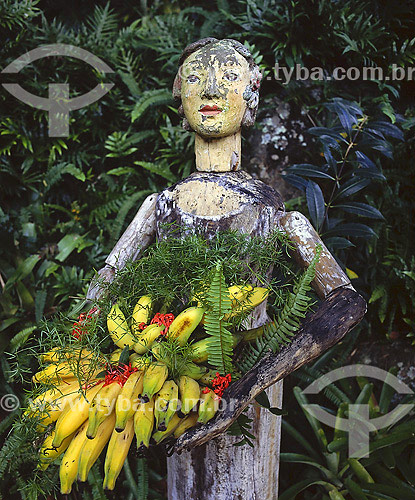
top-left (169, 286), bottom-right (366, 454)
top-left (86, 193), bottom-right (158, 301)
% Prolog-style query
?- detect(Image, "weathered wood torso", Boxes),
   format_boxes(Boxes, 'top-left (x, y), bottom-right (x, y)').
top-left (156, 170), bottom-right (285, 500)
top-left (155, 171), bottom-right (285, 239)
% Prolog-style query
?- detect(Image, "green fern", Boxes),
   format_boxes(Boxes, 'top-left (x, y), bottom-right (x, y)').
top-left (238, 246), bottom-right (321, 373)
top-left (204, 262), bottom-right (234, 375)
top-left (131, 89), bottom-right (173, 123)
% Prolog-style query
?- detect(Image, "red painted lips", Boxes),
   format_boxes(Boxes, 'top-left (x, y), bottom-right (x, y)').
top-left (199, 105), bottom-right (222, 116)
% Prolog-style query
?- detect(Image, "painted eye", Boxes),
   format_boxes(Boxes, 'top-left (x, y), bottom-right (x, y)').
top-left (187, 75), bottom-right (200, 84)
top-left (224, 72), bottom-right (238, 82)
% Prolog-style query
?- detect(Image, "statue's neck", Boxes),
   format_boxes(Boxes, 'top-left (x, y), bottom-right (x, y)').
top-left (194, 132), bottom-right (241, 172)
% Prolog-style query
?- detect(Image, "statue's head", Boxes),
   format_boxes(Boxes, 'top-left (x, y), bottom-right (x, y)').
top-left (173, 38), bottom-right (262, 138)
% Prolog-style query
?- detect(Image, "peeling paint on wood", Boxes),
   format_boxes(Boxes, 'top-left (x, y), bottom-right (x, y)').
top-left (279, 211), bottom-right (352, 298)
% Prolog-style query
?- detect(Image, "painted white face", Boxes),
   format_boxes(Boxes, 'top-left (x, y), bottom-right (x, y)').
top-left (181, 41), bottom-right (251, 138)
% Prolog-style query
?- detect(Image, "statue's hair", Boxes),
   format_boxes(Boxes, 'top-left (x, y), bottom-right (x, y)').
top-left (173, 38), bottom-right (262, 130)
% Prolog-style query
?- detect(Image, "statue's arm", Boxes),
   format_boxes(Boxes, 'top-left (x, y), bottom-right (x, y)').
top-left (279, 211), bottom-right (353, 298)
top-left (86, 193), bottom-right (158, 301)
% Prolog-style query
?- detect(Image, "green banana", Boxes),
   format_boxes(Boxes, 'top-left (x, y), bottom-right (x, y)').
top-left (103, 418), bottom-right (135, 490)
top-left (198, 388), bottom-right (220, 424)
top-left (141, 362), bottom-right (169, 403)
top-left (181, 362), bottom-right (209, 380)
top-left (154, 380), bottom-right (179, 431)
top-left (134, 397), bottom-right (155, 449)
top-left (178, 375), bottom-right (200, 416)
top-left (191, 335), bottom-right (240, 364)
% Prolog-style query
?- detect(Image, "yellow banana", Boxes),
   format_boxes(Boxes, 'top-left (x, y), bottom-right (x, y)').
top-left (115, 371), bottom-right (143, 432)
top-left (154, 380), bottom-right (179, 431)
top-left (133, 324), bottom-right (164, 354)
top-left (38, 429), bottom-right (75, 471)
top-left (33, 359), bottom-right (103, 385)
top-left (173, 412), bottom-right (199, 439)
top-left (59, 420), bottom-right (89, 494)
top-left (134, 397), bottom-right (155, 449)
top-left (40, 347), bottom-right (95, 364)
top-left (86, 382), bottom-right (122, 439)
top-left (53, 382), bottom-right (103, 448)
top-left (25, 380), bottom-right (80, 418)
top-left (198, 388), bottom-right (220, 424)
top-left (131, 295), bottom-right (153, 334)
top-left (107, 303), bottom-right (137, 348)
top-left (36, 388), bottom-right (82, 428)
top-left (166, 306), bottom-right (205, 345)
top-left (178, 376), bottom-right (200, 416)
top-left (141, 362), bottom-right (169, 402)
top-left (103, 418), bottom-right (134, 491)
top-left (78, 411), bottom-right (116, 482)
top-left (225, 287), bottom-right (270, 320)
top-left (152, 413), bottom-right (181, 444)
top-left (228, 284), bottom-right (253, 307)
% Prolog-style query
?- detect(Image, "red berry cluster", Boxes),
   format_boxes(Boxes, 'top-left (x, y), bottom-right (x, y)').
top-left (72, 306), bottom-right (99, 339)
top-left (211, 373), bottom-right (232, 398)
top-left (138, 312), bottom-right (175, 335)
top-left (103, 362), bottom-right (138, 387)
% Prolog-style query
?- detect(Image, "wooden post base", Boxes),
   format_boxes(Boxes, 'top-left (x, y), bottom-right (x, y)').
top-left (167, 382), bottom-right (283, 500)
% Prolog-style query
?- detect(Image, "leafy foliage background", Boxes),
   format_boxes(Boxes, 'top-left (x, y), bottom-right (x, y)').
top-left (0, 0), bottom-right (414, 498)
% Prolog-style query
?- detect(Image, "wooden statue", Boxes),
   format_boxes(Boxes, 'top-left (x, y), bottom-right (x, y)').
top-left (87, 38), bottom-right (366, 499)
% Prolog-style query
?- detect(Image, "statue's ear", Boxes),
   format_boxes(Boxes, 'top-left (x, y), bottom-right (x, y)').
top-left (242, 104), bottom-right (257, 128)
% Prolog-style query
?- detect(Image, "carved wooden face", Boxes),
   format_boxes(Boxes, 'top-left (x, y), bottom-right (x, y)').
top-left (181, 41), bottom-right (251, 138)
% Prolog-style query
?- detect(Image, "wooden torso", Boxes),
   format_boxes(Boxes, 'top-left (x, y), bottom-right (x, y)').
top-left (155, 171), bottom-right (285, 239)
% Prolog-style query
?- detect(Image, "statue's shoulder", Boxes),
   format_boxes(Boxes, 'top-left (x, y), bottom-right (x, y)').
top-left (157, 171), bottom-right (285, 213)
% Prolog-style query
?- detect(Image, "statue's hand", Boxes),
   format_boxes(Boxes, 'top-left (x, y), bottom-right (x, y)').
top-left (86, 264), bottom-right (115, 302)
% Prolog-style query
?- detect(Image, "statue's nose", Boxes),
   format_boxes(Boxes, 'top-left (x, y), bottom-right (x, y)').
top-left (201, 69), bottom-right (221, 99)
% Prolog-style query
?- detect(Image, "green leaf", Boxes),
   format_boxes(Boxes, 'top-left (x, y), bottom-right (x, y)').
top-left (334, 202), bottom-right (384, 219)
top-left (325, 223), bottom-right (377, 239)
top-left (306, 180), bottom-right (325, 229)
top-left (238, 246), bottom-right (320, 373)
top-left (9, 326), bottom-right (37, 351)
top-left (131, 89), bottom-right (173, 122)
top-left (55, 234), bottom-right (83, 262)
top-left (286, 164), bottom-right (335, 180)
top-left (204, 262), bottom-right (234, 375)
top-left (134, 161), bottom-right (176, 182)
top-left (279, 480), bottom-right (336, 500)
top-left (4, 254), bottom-right (40, 292)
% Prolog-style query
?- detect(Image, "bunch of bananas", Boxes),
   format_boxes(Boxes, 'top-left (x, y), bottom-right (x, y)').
top-left (29, 285), bottom-right (268, 493)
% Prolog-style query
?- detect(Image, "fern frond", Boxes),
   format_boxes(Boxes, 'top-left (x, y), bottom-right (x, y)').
top-left (131, 89), bottom-right (173, 123)
top-left (204, 262), bottom-right (234, 375)
top-left (238, 246), bottom-right (321, 373)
